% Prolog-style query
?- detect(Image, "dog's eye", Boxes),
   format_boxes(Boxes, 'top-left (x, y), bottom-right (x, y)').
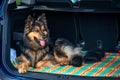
top-left (35, 30), bottom-right (39, 32)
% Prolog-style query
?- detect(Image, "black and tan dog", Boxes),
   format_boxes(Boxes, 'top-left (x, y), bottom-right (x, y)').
top-left (54, 38), bottom-right (83, 67)
top-left (17, 13), bottom-right (54, 73)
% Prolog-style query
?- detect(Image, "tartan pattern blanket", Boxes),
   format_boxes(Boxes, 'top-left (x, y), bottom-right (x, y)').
top-left (12, 52), bottom-right (120, 78)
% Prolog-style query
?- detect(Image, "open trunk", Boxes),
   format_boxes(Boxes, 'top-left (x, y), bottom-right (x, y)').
top-left (2, 0), bottom-right (120, 80)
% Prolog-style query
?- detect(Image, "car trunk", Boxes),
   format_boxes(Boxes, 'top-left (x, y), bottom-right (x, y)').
top-left (2, 0), bottom-right (120, 80)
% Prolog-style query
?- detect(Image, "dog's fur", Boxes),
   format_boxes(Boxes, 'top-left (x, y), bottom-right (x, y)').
top-left (18, 13), bottom-right (54, 73)
top-left (17, 13), bottom-right (83, 73)
top-left (54, 38), bottom-right (83, 67)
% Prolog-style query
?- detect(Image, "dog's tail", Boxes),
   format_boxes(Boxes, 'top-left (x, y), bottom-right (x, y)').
top-left (70, 47), bottom-right (83, 67)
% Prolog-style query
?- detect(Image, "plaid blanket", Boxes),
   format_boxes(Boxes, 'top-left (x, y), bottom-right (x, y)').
top-left (12, 52), bottom-right (120, 78)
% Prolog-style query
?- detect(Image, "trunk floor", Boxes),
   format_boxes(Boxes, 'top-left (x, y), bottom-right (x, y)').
top-left (12, 52), bottom-right (120, 78)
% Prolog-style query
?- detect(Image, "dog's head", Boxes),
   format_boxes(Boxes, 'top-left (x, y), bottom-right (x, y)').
top-left (23, 13), bottom-right (49, 50)
top-left (54, 38), bottom-right (73, 51)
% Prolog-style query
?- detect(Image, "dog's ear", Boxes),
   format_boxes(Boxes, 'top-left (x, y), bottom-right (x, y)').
top-left (25, 15), bottom-right (34, 26)
top-left (37, 13), bottom-right (47, 25)
top-left (24, 15), bottom-right (34, 35)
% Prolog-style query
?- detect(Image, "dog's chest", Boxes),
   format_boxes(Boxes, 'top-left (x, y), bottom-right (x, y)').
top-left (30, 47), bottom-right (49, 67)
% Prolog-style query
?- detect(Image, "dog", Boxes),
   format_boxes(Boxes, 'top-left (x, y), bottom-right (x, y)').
top-left (17, 13), bottom-right (54, 73)
top-left (54, 38), bottom-right (83, 67)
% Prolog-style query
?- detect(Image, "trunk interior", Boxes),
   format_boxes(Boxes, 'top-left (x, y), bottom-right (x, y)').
top-left (2, 1), bottom-right (120, 80)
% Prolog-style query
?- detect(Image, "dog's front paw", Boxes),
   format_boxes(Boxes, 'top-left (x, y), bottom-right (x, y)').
top-left (18, 62), bottom-right (29, 74)
top-left (18, 68), bottom-right (27, 73)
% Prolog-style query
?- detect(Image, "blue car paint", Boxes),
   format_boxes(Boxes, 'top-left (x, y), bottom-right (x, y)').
top-left (0, 0), bottom-right (4, 16)
top-left (0, 0), bottom-right (35, 80)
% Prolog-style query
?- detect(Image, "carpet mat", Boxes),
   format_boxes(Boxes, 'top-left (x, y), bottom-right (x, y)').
top-left (12, 52), bottom-right (120, 78)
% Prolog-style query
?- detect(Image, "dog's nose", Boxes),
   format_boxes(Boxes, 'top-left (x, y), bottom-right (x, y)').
top-left (42, 35), bottom-right (46, 39)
